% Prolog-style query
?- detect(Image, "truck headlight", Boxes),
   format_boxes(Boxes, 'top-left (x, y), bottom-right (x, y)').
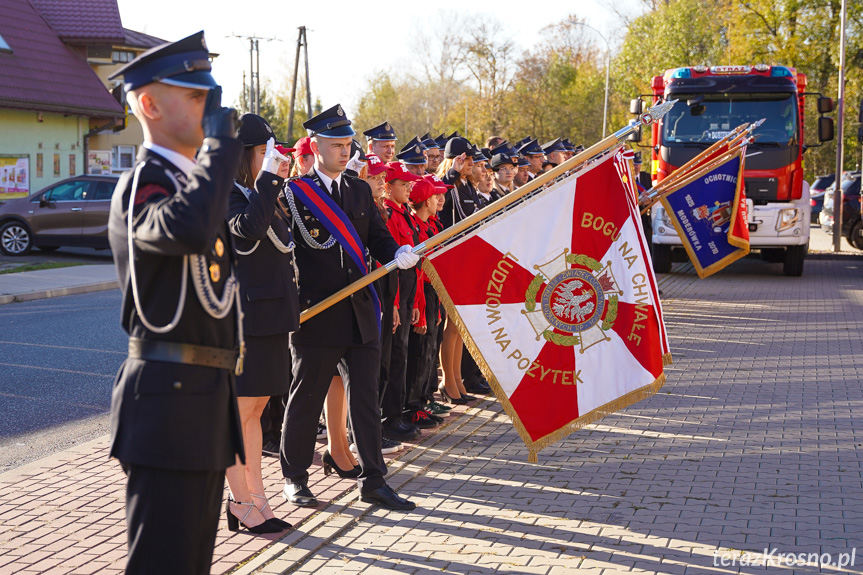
top-left (776, 208), bottom-right (800, 232)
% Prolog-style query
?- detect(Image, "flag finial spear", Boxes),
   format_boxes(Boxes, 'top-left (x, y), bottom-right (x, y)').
top-left (639, 99), bottom-right (678, 126)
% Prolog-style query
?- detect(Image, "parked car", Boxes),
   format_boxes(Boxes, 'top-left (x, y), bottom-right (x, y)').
top-left (820, 172), bottom-right (863, 248)
top-left (0, 174), bottom-right (119, 256)
top-left (809, 174), bottom-right (834, 224)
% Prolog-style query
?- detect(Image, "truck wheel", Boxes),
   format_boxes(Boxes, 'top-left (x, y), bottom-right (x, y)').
top-left (653, 244), bottom-right (672, 273)
top-left (850, 220), bottom-right (863, 250)
top-left (783, 245), bottom-right (806, 276)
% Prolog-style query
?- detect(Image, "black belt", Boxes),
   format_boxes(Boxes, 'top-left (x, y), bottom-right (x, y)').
top-left (128, 337), bottom-right (238, 371)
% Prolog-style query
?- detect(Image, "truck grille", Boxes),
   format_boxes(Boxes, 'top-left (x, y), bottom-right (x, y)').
top-left (745, 178), bottom-right (779, 202)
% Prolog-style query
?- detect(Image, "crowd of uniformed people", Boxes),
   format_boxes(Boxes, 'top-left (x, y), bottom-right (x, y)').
top-left (104, 30), bottom-right (590, 575)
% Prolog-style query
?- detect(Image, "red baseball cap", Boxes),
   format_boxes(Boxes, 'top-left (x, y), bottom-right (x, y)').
top-left (293, 136), bottom-right (313, 157)
top-left (423, 174), bottom-right (453, 192)
top-left (385, 162), bottom-right (422, 183)
top-left (410, 179), bottom-right (441, 203)
top-left (275, 144), bottom-right (295, 155)
top-left (366, 153), bottom-right (387, 176)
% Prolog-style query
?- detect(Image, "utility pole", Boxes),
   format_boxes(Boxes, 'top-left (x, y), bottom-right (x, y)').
top-left (834, 0), bottom-right (847, 252)
top-left (288, 26), bottom-right (312, 143)
top-left (229, 34), bottom-right (278, 114)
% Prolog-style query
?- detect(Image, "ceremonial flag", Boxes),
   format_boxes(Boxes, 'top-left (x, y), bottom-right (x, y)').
top-left (658, 148), bottom-right (750, 279)
top-left (423, 149), bottom-right (670, 461)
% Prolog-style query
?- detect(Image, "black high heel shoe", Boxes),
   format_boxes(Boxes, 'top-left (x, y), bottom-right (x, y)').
top-left (251, 493), bottom-right (292, 530)
top-left (438, 384), bottom-right (467, 405)
top-left (321, 450), bottom-right (361, 479)
top-left (225, 498), bottom-right (283, 534)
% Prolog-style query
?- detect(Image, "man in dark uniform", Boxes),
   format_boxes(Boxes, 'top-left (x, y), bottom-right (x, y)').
top-left (541, 138), bottom-right (568, 167)
top-left (420, 133), bottom-right (442, 174)
top-left (396, 138), bottom-right (428, 177)
top-left (364, 121), bottom-right (398, 163)
top-left (281, 104), bottom-right (419, 511)
top-left (106, 31), bottom-right (243, 574)
top-left (518, 138), bottom-right (545, 179)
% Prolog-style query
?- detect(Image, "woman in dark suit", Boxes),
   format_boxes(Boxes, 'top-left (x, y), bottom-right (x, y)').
top-left (225, 114), bottom-right (299, 533)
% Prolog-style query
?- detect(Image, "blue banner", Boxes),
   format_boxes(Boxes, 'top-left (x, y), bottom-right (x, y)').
top-left (659, 152), bottom-right (750, 278)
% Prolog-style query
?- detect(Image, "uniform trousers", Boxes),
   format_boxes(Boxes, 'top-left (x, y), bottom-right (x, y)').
top-left (124, 463), bottom-right (223, 575)
top-left (281, 340), bottom-right (387, 492)
top-left (425, 308), bottom-right (446, 403)
top-left (378, 292), bottom-right (396, 411)
top-left (405, 284), bottom-right (439, 410)
top-left (381, 269), bottom-right (416, 422)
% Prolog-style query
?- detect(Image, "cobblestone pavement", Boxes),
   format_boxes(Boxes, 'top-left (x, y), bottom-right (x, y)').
top-left (1, 254), bottom-right (862, 575)
top-left (245, 256), bottom-right (863, 575)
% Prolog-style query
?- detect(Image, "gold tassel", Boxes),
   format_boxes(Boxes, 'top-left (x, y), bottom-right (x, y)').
top-left (662, 353), bottom-right (673, 366)
top-left (424, 259), bottom-right (669, 463)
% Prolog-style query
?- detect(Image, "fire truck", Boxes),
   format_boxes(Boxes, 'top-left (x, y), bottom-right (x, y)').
top-left (632, 65), bottom-right (835, 276)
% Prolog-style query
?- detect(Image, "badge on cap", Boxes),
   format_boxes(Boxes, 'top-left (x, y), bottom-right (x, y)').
top-left (337, 105), bottom-right (344, 116)
top-left (384, 123), bottom-right (391, 131)
top-left (209, 262), bottom-right (221, 283)
top-left (414, 146), bottom-right (420, 153)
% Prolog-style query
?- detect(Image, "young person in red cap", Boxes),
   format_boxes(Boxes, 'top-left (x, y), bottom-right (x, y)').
top-left (382, 163), bottom-right (441, 438)
top-left (364, 154), bottom-right (403, 455)
top-left (405, 178), bottom-right (451, 419)
top-left (291, 136), bottom-right (315, 177)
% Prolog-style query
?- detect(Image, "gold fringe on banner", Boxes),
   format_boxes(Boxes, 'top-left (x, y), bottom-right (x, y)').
top-left (423, 258), bottom-right (668, 464)
top-left (663, 353), bottom-right (674, 366)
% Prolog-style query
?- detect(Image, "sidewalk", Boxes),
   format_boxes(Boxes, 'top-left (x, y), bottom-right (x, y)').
top-left (0, 265), bottom-right (118, 305)
top-left (1, 255), bottom-right (862, 574)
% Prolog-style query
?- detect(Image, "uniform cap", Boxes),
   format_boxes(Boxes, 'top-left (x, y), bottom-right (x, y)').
top-left (365, 153), bottom-right (387, 176)
top-left (541, 138), bottom-right (567, 155)
top-left (561, 138), bottom-right (576, 152)
top-left (633, 151), bottom-right (643, 165)
top-left (385, 162), bottom-right (422, 183)
top-left (434, 133), bottom-right (448, 148)
top-left (108, 30), bottom-right (216, 92)
top-left (518, 138), bottom-right (544, 156)
top-left (444, 137), bottom-right (471, 159)
top-left (238, 114), bottom-right (289, 147)
top-left (351, 139), bottom-right (368, 162)
top-left (490, 141), bottom-right (519, 161)
top-left (516, 154), bottom-right (531, 168)
top-left (397, 137), bottom-right (427, 165)
top-left (490, 152), bottom-right (518, 170)
top-left (363, 121), bottom-right (398, 141)
top-left (303, 104), bottom-right (355, 138)
top-left (420, 133), bottom-right (440, 150)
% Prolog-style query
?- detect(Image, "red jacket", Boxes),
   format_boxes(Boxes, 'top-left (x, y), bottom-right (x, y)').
top-left (385, 199), bottom-right (426, 326)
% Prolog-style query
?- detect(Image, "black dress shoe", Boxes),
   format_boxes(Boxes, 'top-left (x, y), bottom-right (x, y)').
top-left (283, 482), bottom-right (318, 507)
top-left (382, 419), bottom-right (421, 441)
top-left (465, 379), bottom-right (492, 395)
top-left (360, 485), bottom-right (416, 511)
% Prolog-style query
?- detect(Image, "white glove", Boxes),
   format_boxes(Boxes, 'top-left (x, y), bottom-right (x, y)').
top-left (395, 245), bottom-right (420, 269)
top-left (345, 150), bottom-right (367, 174)
top-left (260, 137), bottom-right (289, 176)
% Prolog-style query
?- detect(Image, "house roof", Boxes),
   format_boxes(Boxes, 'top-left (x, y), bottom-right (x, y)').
top-left (0, 0), bottom-right (124, 118)
top-left (122, 28), bottom-right (166, 51)
top-left (28, 0), bottom-right (125, 45)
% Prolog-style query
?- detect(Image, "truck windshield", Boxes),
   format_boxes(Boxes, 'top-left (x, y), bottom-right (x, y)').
top-left (662, 93), bottom-right (798, 145)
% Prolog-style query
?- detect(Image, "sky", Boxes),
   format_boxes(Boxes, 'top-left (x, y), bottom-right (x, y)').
top-left (116, 0), bottom-right (644, 115)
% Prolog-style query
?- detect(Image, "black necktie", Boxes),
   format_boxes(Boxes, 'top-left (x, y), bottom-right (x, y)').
top-left (330, 179), bottom-right (341, 206)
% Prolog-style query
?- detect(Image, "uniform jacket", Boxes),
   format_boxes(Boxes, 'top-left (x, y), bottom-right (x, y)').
top-left (108, 138), bottom-right (245, 471)
top-left (228, 173), bottom-right (300, 336)
top-left (440, 168), bottom-right (479, 229)
top-left (287, 168), bottom-right (399, 347)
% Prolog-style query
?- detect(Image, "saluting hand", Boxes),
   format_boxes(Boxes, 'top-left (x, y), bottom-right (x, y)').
top-left (261, 138), bottom-right (290, 178)
top-left (452, 153), bottom-right (467, 173)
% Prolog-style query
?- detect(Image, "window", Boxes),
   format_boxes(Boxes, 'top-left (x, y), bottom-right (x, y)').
top-left (91, 181), bottom-right (116, 200)
top-left (112, 145), bottom-right (135, 170)
top-left (69, 154), bottom-right (76, 176)
top-left (36, 154), bottom-right (43, 178)
top-left (0, 33), bottom-right (11, 54)
top-left (112, 50), bottom-right (135, 63)
top-left (45, 180), bottom-right (88, 202)
top-left (53, 154), bottom-right (60, 177)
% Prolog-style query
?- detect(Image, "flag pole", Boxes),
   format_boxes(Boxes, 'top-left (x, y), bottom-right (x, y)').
top-left (298, 100), bottom-right (678, 324)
